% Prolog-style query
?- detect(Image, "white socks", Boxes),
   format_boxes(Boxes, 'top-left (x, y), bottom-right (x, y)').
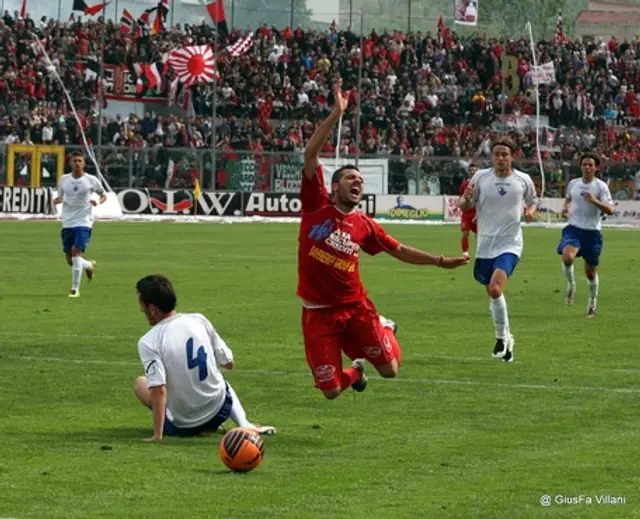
top-left (227, 383), bottom-right (253, 428)
top-left (562, 263), bottom-right (575, 288)
top-left (71, 256), bottom-right (93, 291)
top-left (489, 295), bottom-right (510, 340)
top-left (587, 274), bottom-right (599, 305)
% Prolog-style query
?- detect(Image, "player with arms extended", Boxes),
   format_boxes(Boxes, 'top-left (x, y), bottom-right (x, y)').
top-left (459, 163), bottom-right (478, 258)
top-left (133, 274), bottom-right (275, 442)
top-left (299, 82), bottom-right (469, 400)
top-left (557, 153), bottom-right (614, 317)
top-left (53, 152), bottom-right (105, 297)
top-left (458, 139), bottom-right (538, 362)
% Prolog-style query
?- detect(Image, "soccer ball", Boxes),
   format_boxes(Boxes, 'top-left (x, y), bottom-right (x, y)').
top-left (219, 427), bottom-right (264, 472)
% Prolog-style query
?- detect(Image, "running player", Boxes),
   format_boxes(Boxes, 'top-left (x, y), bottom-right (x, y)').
top-left (556, 153), bottom-right (614, 317)
top-left (458, 139), bottom-right (538, 362)
top-left (133, 274), bottom-right (276, 441)
top-left (53, 152), bottom-right (105, 297)
top-left (299, 82), bottom-right (469, 400)
top-left (459, 163), bottom-right (478, 258)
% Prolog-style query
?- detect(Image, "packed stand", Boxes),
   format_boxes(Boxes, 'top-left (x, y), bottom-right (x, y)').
top-left (1, 9), bottom-right (640, 190)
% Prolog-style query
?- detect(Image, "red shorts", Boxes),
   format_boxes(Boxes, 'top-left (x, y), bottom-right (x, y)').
top-left (461, 215), bottom-right (477, 234)
top-left (301, 298), bottom-right (396, 391)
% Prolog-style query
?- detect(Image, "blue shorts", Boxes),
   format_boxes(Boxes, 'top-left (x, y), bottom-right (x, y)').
top-left (162, 382), bottom-right (233, 437)
top-left (474, 253), bottom-right (520, 286)
top-left (556, 225), bottom-right (603, 267)
top-left (61, 227), bottom-right (92, 254)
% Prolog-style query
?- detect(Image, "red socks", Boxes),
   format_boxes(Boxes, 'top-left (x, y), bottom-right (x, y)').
top-left (340, 367), bottom-right (361, 390)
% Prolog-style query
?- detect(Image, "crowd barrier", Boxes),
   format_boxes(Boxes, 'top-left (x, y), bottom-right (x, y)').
top-left (1, 187), bottom-right (640, 227)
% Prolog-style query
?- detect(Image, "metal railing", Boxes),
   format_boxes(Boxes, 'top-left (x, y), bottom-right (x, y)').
top-left (2, 144), bottom-right (639, 200)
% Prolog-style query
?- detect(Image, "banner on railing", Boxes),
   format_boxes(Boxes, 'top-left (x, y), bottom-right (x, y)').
top-left (375, 195), bottom-right (444, 220)
top-left (114, 189), bottom-right (376, 217)
top-left (319, 159), bottom-right (389, 195)
top-left (0, 186), bottom-right (55, 214)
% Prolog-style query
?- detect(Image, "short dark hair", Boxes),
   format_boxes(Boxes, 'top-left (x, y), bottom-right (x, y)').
top-left (491, 138), bottom-right (517, 155)
top-left (71, 151), bottom-right (84, 158)
top-left (136, 275), bottom-right (177, 313)
top-left (580, 152), bottom-right (600, 167)
top-left (331, 164), bottom-right (359, 185)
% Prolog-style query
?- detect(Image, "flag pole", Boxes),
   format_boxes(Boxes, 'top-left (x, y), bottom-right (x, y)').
top-left (97, 9), bottom-right (106, 174)
top-left (355, 10), bottom-right (363, 169)
top-left (211, 12), bottom-right (219, 190)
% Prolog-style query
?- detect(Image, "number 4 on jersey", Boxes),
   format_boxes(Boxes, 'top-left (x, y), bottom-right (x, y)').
top-left (186, 337), bottom-right (208, 381)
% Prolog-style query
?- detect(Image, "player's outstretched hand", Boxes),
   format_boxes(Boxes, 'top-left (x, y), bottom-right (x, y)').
top-left (439, 256), bottom-right (471, 269)
top-left (144, 435), bottom-right (163, 442)
top-left (333, 79), bottom-right (349, 115)
top-left (462, 184), bottom-right (474, 201)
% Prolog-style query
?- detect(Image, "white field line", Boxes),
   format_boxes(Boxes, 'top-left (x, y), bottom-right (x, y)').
top-left (4, 354), bottom-right (639, 394)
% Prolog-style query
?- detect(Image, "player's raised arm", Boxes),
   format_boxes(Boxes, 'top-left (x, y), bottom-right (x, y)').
top-left (303, 82), bottom-right (349, 180)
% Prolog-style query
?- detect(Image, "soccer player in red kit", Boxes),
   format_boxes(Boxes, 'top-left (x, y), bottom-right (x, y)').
top-left (459, 163), bottom-right (478, 258)
top-left (298, 82), bottom-right (470, 400)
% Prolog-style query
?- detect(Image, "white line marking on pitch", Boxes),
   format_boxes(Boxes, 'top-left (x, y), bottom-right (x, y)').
top-left (6, 355), bottom-right (639, 394)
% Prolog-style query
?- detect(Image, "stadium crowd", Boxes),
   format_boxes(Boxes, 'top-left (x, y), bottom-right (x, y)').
top-left (1, 9), bottom-right (640, 168)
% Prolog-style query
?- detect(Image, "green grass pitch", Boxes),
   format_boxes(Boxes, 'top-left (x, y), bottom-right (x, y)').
top-left (0, 221), bottom-right (638, 518)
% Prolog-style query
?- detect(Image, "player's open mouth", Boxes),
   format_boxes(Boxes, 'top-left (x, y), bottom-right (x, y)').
top-left (350, 187), bottom-right (360, 195)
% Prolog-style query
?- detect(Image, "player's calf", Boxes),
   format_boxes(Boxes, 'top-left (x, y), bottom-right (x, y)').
top-left (585, 265), bottom-right (599, 318)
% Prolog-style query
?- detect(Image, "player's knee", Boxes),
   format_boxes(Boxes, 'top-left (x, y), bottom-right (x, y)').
top-left (71, 247), bottom-right (81, 257)
top-left (585, 266), bottom-right (597, 280)
top-left (321, 388), bottom-right (341, 400)
top-left (376, 361), bottom-right (399, 378)
top-left (488, 283), bottom-right (503, 300)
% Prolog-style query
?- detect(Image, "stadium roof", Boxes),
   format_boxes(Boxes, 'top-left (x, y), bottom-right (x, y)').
top-left (575, 9), bottom-right (640, 24)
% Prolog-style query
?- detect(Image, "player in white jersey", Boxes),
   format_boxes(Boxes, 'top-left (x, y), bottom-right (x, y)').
top-left (133, 274), bottom-right (276, 441)
top-left (458, 139), bottom-right (538, 362)
top-left (556, 153), bottom-right (614, 317)
top-left (53, 152), bottom-right (106, 298)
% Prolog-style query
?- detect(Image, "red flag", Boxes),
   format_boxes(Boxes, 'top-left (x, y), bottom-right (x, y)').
top-left (151, 0), bottom-right (169, 34)
top-left (120, 9), bottom-right (134, 33)
top-left (20, 0), bottom-right (27, 19)
top-left (206, 0), bottom-right (229, 38)
top-left (84, 2), bottom-right (109, 16)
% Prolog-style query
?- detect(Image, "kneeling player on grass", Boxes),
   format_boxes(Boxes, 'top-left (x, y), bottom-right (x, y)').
top-left (133, 275), bottom-right (275, 442)
top-left (557, 153), bottom-right (614, 318)
top-left (298, 81), bottom-right (470, 400)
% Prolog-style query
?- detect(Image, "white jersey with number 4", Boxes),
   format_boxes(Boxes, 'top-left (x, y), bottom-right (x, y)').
top-left (57, 173), bottom-right (105, 229)
top-left (566, 178), bottom-right (613, 231)
top-left (469, 168), bottom-right (538, 259)
top-left (137, 313), bottom-right (234, 429)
